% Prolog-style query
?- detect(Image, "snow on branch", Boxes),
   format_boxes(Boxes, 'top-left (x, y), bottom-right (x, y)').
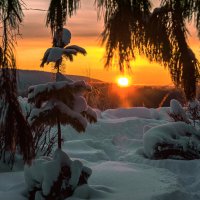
top-left (28, 80), bottom-right (92, 107)
top-left (28, 100), bottom-right (88, 133)
top-left (28, 75), bottom-right (97, 136)
top-left (40, 28), bottom-right (87, 67)
top-left (82, 106), bottom-right (97, 123)
top-left (40, 47), bottom-right (77, 67)
top-left (65, 45), bottom-right (87, 56)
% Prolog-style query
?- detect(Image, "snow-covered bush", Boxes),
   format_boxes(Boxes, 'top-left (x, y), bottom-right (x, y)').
top-left (143, 122), bottom-right (200, 160)
top-left (168, 99), bottom-right (189, 123)
top-left (25, 149), bottom-right (92, 200)
top-left (187, 99), bottom-right (200, 127)
top-left (169, 99), bottom-right (200, 127)
top-left (147, 99), bottom-right (200, 160)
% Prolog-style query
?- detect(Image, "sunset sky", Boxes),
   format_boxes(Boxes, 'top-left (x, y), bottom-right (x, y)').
top-left (16, 0), bottom-right (200, 85)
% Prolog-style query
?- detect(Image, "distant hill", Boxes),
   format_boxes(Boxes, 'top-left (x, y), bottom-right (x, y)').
top-left (17, 69), bottom-right (102, 96)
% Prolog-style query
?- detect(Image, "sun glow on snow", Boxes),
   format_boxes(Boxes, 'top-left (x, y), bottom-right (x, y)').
top-left (117, 77), bottom-right (129, 87)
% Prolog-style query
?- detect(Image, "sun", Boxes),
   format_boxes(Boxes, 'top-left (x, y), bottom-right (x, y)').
top-left (117, 77), bottom-right (129, 87)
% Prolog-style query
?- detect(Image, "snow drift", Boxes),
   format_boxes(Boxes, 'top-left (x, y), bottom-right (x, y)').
top-left (1, 100), bottom-right (200, 200)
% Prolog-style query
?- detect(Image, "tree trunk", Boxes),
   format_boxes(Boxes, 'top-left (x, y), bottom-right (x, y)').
top-left (57, 117), bottom-right (62, 149)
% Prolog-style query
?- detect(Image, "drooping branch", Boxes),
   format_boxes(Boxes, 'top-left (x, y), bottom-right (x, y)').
top-left (0, 0), bottom-right (34, 165)
top-left (147, 0), bottom-right (200, 100)
top-left (46, 0), bottom-right (80, 35)
top-left (98, 0), bottom-right (200, 99)
top-left (97, 0), bottom-right (151, 72)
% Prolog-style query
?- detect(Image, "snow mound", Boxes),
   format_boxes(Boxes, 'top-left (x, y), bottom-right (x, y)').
top-left (24, 149), bottom-right (92, 198)
top-left (87, 161), bottom-right (180, 200)
top-left (101, 107), bottom-right (171, 121)
top-left (102, 107), bottom-right (152, 119)
top-left (143, 122), bottom-right (200, 159)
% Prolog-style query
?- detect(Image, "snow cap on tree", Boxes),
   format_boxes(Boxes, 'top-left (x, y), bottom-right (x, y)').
top-left (53, 28), bottom-right (71, 47)
top-left (40, 28), bottom-right (87, 68)
top-left (28, 78), bottom-right (97, 133)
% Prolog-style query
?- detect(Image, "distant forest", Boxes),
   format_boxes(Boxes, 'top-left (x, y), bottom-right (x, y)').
top-left (86, 83), bottom-right (189, 110)
top-left (17, 70), bottom-right (196, 110)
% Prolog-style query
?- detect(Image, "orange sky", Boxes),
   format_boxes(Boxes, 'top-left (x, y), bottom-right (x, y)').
top-left (16, 0), bottom-right (200, 85)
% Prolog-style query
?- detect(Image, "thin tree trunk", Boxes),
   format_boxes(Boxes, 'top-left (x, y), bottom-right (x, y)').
top-left (57, 117), bottom-right (62, 149)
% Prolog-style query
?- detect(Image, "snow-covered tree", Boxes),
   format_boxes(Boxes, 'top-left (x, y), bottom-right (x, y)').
top-left (40, 3), bottom-right (90, 149)
top-left (28, 77), bottom-right (97, 149)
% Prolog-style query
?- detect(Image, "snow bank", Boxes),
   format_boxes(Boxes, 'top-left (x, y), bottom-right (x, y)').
top-left (102, 107), bottom-right (152, 119)
top-left (2, 102), bottom-right (200, 200)
top-left (0, 161), bottom-right (180, 200)
top-left (0, 171), bottom-right (26, 200)
top-left (86, 161), bottom-right (179, 200)
top-left (101, 107), bottom-right (171, 121)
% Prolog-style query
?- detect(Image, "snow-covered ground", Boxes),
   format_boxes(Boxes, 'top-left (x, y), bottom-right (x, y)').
top-left (1, 106), bottom-right (200, 200)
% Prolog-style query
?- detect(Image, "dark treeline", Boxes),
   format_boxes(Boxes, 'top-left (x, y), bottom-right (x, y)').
top-left (86, 83), bottom-right (188, 110)
top-left (16, 70), bottom-right (194, 110)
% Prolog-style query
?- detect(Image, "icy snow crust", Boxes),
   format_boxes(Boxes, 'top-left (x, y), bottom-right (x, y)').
top-left (1, 105), bottom-right (200, 199)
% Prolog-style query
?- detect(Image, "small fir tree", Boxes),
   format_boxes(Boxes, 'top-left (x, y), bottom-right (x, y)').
top-left (28, 78), bottom-right (97, 149)
top-left (40, 0), bottom-right (90, 148)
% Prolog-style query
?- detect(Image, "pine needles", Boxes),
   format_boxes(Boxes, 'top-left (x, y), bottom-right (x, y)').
top-left (0, 0), bottom-right (34, 166)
